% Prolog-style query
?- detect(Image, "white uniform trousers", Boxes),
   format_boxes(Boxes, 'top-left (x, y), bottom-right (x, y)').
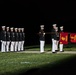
top-left (52, 39), bottom-right (57, 52)
top-left (21, 41), bottom-right (24, 51)
top-left (59, 44), bottom-right (63, 52)
top-left (10, 41), bottom-right (15, 52)
top-left (55, 40), bottom-right (59, 50)
top-left (40, 41), bottom-right (45, 53)
top-left (1, 41), bottom-right (6, 52)
top-left (15, 42), bottom-right (18, 51)
top-left (18, 41), bottom-right (22, 51)
top-left (6, 41), bottom-right (10, 52)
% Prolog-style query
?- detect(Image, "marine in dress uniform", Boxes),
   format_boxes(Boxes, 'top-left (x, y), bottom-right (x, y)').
top-left (0, 26), bottom-right (6, 52)
top-left (21, 28), bottom-right (25, 51)
top-left (51, 24), bottom-right (57, 53)
top-left (18, 28), bottom-right (22, 51)
top-left (55, 27), bottom-right (59, 51)
top-left (14, 28), bottom-right (18, 51)
top-left (10, 27), bottom-right (15, 52)
top-left (59, 26), bottom-right (64, 52)
top-left (6, 27), bottom-right (10, 52)
top-left (39, 25), bottom-right (45, 53)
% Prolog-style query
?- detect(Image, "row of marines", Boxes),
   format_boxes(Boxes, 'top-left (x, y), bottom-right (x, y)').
top-left (39, 24), bottom-right (64, 53)
top-left (0, 26), bottom-right (25, 52)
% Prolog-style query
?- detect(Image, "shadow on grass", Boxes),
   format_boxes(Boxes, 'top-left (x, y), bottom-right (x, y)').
top-left (1, 54), bottom-right (76, 75)
top-left (21, 55), bottom-right (76, 75)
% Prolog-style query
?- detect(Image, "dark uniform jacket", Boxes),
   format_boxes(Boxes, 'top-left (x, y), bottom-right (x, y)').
top-left (56, 31), bottom-right (59, 40)
top-left (10, 32), bottom-right (15, 41)
top-left (15, 32), bottom-right (19, 41)
top-left (22, 32), bottom-right (25, 41)
top-left (51, 28), bottom-right (57, 40)
top-left (6, 31), bottom-right (10, 41)
top-left (0, 30), bottom-right (6, 41)
top-left (39, 30), bottom-right (45, 41)
top-left (18, 32), bottom-right (22, 41)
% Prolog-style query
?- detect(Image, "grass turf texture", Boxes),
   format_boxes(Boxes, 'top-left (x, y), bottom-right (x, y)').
top-left (0, 44), bottom-right (76, 75)
top-left (0, 52), bottom-right (75, 75)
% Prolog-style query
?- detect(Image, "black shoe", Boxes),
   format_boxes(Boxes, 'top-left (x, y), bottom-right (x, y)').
top-left (52, 52), bottom-right (56, 53)
top-left (55, 50), bottom-right (59, 52)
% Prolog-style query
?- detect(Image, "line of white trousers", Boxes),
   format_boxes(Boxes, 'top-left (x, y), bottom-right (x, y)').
top-left (6, 41), bottom-right (10, 52)
top-left (21, 41), bottom-right (24, 51)
top-left (18, 41), bottom-right (22, 51)
top-left (52, 39), bottom-right (57, 52)
top-left (40, 41), bottom-right (45, 52)
top-left (15, 42), bottom-right (18, 51)
top-left (10, 42), bottom-right (15, 51)
top-left (59, 44), bottom-right (63, 51)
top-left (1, 41), bottom-right (6, 52)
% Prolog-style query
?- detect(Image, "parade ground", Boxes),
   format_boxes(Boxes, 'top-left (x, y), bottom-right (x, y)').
top-left (18, 50), bottom-right (76, 54)
top-left (0, 44), bottom-right (76, 75)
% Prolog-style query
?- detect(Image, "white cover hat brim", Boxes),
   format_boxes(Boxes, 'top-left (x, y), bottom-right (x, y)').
top-left (52, 24), bottom-right (57, 26)
top-left (40, 25), bottom-right (44, 28)
top-left (60, 26), bottom-right (63, 29)
top-left (2, 26), bottom-right (5, 28)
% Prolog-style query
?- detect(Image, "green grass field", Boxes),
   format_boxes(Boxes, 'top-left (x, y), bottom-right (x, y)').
top-left (0, 52), bottom-right (75, 75)
top-left (0, 44), bottom-right (76, 75)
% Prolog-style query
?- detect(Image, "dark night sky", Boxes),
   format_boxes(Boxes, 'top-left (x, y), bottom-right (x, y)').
top-left (0, 0), bottom-right (76, 45)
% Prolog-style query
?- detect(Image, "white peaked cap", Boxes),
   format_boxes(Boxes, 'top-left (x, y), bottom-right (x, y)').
top-left (10, 27), bottom-right (13, 29)
top-left (52, 24), bottom-right (57, 26)
top-left (22, 28), bottom-right (24, 31)
top-left (40, 25), bottom-right (44, 28)
top-left (18, 28), bottom-right (21, 30)
top-left (7, 27), bottom-right (9, 28)
top-left (15, 28), bottom-right (17, 29)
top-left (60, 26), bottom-right (63, 29)
top-left (2, 26), bottom-right (5, 28)
top-left (20, 28), bottom-right (22, 30)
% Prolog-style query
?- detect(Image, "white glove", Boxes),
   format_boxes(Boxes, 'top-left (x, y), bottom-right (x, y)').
top-left (44, 33), bottom-right (45, 35)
